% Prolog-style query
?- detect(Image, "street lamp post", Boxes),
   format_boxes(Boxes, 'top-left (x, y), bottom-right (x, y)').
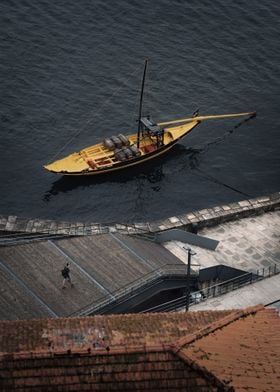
top-left (185, 248), bottom-right (196, 312)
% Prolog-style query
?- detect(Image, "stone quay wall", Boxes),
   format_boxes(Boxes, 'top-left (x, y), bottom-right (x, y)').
top-left (0, 192), bottom-right (279, 237)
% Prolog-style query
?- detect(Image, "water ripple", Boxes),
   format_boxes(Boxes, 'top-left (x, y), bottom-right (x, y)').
top-left (0, 0), bottom-right (279, 222)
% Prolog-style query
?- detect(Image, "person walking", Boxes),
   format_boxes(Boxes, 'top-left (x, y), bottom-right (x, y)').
top-left (61, 263), bottom-right (73, 289)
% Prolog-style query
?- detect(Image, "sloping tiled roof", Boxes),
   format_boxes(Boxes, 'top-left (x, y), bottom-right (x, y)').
top-left (179, 306), bottom-right (280, 391)
top-left (0, 311), bottom-right (232, 354)
top-left (0, 306), bottom-right (279, 391)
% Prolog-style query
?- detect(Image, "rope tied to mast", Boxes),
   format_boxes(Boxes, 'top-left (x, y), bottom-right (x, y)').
top-left (47, 64), bottom-right (142, 165)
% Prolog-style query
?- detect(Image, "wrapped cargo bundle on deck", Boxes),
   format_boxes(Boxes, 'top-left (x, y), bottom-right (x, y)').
top-left (103, 137), bottom-right (115, 151)
top-left (104, 134), bottom-right (130, 151)
top-left (118, 134), bottom-right (129, 146)
top-left (114, 145), bottom-right (141, 161)
top-left (110, 136), bottom-right (122, 149)
top-left (129, 145), bottom-right (141, 157)
top-left (122, 147), bottom-right (133, 159)
top-left (114, 149), bottom-right (126, 161)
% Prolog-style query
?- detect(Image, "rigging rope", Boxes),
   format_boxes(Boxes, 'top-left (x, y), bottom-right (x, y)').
top-left (193, 168), bottom-right (252, 198)
top-left (190, 114), bottom-right (255, 154)
top-left (187, 115), bottom-right (256, 198)
top-left (47, 64), bottom-right (142, 164)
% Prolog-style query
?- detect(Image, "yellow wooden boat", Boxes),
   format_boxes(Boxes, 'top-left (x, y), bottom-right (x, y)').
top-left (44, 62), bottom-right (256, 176)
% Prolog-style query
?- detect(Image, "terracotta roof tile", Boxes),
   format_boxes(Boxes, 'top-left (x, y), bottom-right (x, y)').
top-left (0, 306), bottom-right (279, 391)
top-left (0, 311), bottom-right (232, 355)
top-left (179, 307), bottom-right (280, 391)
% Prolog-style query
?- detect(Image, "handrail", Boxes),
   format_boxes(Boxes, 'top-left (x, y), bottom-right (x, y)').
top-left (0, 233), bottom-right (71, 246)
top-left (0, 221), bottom-right (153, 245)
top-left (141, 264), bottom-right (279, 313)
top-left (70, 263), bottom-right (197, 317)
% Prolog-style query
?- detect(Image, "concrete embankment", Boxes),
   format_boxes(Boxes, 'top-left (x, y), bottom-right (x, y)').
top-left (0, 192), bottom-right (279, 236)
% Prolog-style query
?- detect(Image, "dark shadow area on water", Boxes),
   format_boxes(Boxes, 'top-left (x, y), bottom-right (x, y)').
top-left (43, 145), bottom-right (198, 202)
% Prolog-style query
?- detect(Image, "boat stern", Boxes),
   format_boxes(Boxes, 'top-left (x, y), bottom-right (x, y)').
top-left (166, 120), bottom-right (200, 140)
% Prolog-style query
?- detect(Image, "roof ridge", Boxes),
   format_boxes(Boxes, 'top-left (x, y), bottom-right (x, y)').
top-left (166, 305), bottom-right (264, 391)
top-left (174, 304), bottom-right (264, 350)
top-left (174, 349), bottom-right (234, 392)
top-left (0, 344), bottom-right (172, 361)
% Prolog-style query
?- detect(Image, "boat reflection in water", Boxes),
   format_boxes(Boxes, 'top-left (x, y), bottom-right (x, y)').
top-left (43, 145), bottom-right (192, 202)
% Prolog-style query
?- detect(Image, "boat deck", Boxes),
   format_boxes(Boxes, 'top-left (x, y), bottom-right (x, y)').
top-left (44, 112), bottom-right (255, 175)
top-left (80, 136), bottom-right (162, 169)
top-left (77, 124), bottom-right (195, 170)
top-left (44, 120), bottom-right (200, 174)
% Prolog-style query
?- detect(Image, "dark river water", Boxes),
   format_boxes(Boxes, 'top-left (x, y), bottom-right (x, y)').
top-left (1, 0), bottom-right (279, 224)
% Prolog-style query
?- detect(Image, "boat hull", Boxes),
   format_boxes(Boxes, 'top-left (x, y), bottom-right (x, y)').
top-left (46, 135), bottom-right (191, 176)
top-left (44, 111), bottom-right (255, 176)
top-left (45, 121), bottom-right (199, 176)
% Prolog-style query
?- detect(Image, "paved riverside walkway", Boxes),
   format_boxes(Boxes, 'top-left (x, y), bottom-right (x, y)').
top-left (0, 192), bottom-right (279, 319)
top-left (190, 274), bottom-right (280, 310)
top-left (164, 209), bottom-right (280, 311)
top-left (164, 210), bottom-right (280, 273)
top-left (0, 192), bottom-right (279, 236)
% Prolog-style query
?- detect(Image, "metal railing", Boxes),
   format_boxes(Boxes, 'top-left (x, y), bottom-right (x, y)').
top-left (70, 263), bottom-right (197, 317)
top-left (141, 264), bottom-right (280, 313)
top-left (0, 232), bottom-right (71, 246)
top-left (0, 221), bottom-right (153, 246)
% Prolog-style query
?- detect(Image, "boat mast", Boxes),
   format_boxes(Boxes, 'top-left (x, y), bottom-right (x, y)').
top-left (137, 59), bottom-right (148, 148)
